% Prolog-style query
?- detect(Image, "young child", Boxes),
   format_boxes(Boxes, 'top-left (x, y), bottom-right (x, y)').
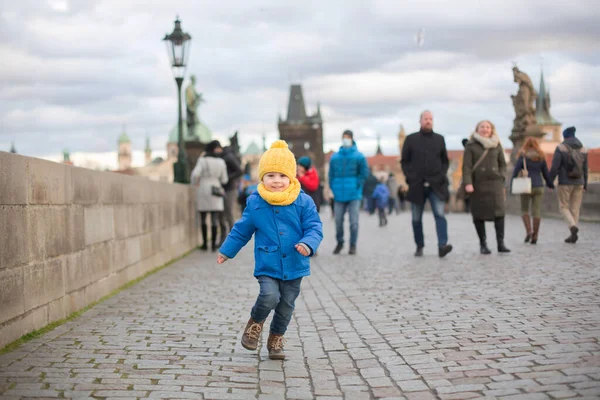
top-left (372, 179), bottom-right (390, 227)
top-left (217, 140), bottom-right (323, 360)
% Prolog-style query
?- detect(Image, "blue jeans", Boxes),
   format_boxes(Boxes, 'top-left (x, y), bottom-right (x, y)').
top-left (334, 199), bottom-right (361, 246)
top-left (251, 276), bottom-right (302, 335)
top-left (411, 187), bottom-right (448, 248)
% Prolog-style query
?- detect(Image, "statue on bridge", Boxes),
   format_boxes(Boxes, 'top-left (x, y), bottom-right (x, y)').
top-left (509, 65), bottom-right (544, 163)
top-left (185, 75), bottom-right (204, 133)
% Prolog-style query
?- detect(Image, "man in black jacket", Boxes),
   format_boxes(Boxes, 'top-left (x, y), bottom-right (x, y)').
top-left (401, 110), bottom-right (452, 257)
top-left (220, 147), bottom-right (244, 239)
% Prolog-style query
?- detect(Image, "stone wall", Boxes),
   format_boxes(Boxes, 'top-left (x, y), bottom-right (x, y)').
top-left (505, 182), bottom-right (600, 222)
top-left (0, 152), bottom-right (199, 348)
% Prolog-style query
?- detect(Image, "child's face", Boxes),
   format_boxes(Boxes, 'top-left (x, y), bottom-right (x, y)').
top-left (262, 173), bottom-right (290, 192)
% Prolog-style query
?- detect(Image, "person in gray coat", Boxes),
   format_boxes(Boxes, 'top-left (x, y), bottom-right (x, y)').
top-left (191, 140), bottom-right (229, 251)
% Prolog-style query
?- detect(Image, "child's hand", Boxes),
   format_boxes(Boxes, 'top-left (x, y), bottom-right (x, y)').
top-left (295, 244), bottom-right (310, 257)
top-left (217, 255), bottom-right (227, 264)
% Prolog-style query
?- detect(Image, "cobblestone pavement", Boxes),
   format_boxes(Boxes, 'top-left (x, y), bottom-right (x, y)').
top-left (1, 211), bottom-right (599, 399)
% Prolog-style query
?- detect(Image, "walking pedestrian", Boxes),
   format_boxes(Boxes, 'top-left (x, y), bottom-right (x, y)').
top-left (457, 138), bottom-right (471, 213)
top-left (397, 185), bottom-right (407, 211)
top-left (386, 173), bottom-right (400, 214)
top-left (372, 179), bottom-right (390, 226)
top-left (219, 145), bottom-right (244, 240)
top-left (462, 120), bottom-right (510, 254)
top-left (511, 137), bottom-right (554, 244)
top-left (217, 140), bottom-right (323, 360)
top-left (296, 156), bottom-right (322, 212)
top-left (329, 130), bottom-right (369, 255)
top-left (401, 110), bottom-right (453, 257)
top-left (363, 169), bottom-right (378, 214)
top-left (190, 140), bottom-right (229, 251)
top-left (549, 126), bottom-right (588, 243)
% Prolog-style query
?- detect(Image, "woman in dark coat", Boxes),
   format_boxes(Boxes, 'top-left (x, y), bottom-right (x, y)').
top-left (462, 120), bottom-right (510, 254)
top-left (511, 137), bottom-right (554, 244)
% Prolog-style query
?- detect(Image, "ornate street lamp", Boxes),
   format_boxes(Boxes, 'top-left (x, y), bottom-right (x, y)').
top-left (163, 16), bottom-right (192, 183)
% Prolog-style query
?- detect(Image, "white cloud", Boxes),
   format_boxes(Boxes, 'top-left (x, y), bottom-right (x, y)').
top-left (1, 0), bottom-right (600, 161)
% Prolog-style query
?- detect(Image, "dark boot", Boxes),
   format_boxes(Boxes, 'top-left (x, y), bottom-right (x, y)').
top-left (474, 220), bottom-right (491, 255)
top-left (349, 245), bottom-right (356, 255)
top-left (531, 218), bottom-right (541, 244)
top-left (211, 226), bottom-right (218, 252)
top-left (522, 214), bottom-right (532, 243)
top-left (438, 244), bottom-right (453, 258)
top-left (267, 333), bottom-right (286, 360)
top-left (495, 217), bottom-right (511, 253)
top-left (565, 225), bottom-right (578, 243)
top-left (241, 318), bottom-right (264, 351)
top-left (333, 243), bottom-right (343, 255)
top-left (200, 224), bottom-right (208, 251)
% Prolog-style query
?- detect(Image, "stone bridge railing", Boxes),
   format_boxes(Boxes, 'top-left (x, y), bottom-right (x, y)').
top-left (451, 183), bottom-right (600, 222)
top-left (0, 152), bottom-right (199, 348)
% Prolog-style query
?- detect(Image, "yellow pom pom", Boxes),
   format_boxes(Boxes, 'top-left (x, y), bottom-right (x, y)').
top-left (270, 140), bottom-right (288, 149)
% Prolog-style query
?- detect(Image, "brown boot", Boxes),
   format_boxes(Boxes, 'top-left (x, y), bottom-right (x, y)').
top-left (531, 218), bottom-right (541, 244)
top-left (241, 318), bottom-right (264, 351)
top-left (522, 214), bottom-right (532, 243)
top-left (267, 333), bottom-right (286, 360)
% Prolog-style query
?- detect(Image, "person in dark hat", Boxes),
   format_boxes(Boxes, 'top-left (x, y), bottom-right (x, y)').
top-left (550, 126), bottom-right (588, 243)
top-left (328, 130), bottom-right (369, 255)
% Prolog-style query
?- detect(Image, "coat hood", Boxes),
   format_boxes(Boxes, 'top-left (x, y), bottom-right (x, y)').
top-left (563, 137), bottom-right (583, 150)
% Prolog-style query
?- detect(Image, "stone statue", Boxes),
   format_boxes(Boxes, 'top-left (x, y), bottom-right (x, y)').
top-left (509, 66), bottom-right (543, 163)
top-left (185, 75), bottom-right (204, 136)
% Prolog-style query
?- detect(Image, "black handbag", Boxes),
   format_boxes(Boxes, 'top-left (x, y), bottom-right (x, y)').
top-left (211, 185), bottom-right (224, 197)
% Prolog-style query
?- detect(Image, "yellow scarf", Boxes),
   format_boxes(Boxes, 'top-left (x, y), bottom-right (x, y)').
top-left (257, 178), bottom-right (301, 206)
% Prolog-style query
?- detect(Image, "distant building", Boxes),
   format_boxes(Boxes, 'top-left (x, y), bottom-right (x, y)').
top-left (536, 69), bottom-right (562, 155)
top-left (278, 84), bottom-right (324, 177)
top-left (117, 130), bottom-right (132, 171)
top-left (63, 149), bottom-right (73, 165)
top-left (144, 136), bottom-right (152, 166)
top-left (241, 141), bottom-right (263, 182)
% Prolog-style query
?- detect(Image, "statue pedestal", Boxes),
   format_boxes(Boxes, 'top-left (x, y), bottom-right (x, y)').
top-left (509, 125), bottom-right (545, 164)
top-left (185, 141), bottom-right (206, 181)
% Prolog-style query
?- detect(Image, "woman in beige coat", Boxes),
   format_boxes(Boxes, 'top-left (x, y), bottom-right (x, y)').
top-left (190, 140), bottom-right (228, 251)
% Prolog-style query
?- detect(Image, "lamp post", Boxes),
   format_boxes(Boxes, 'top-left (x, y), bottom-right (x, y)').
top-left (163, 16), bottom-right (192, 183)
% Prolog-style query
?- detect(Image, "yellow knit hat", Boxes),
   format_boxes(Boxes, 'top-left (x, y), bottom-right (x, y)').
top-left (258, 140), bottom-right (297, 181)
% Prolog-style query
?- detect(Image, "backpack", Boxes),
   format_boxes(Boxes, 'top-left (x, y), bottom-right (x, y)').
top-left (564, 145), bottom-right (585, 179)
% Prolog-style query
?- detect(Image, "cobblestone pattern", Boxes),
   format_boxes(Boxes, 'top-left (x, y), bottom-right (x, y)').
top-left (0, 212), bottom-right (599, 399)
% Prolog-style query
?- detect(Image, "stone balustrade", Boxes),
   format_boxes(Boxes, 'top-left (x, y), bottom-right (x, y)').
top-left (0, 151), bottom-right (199, 348)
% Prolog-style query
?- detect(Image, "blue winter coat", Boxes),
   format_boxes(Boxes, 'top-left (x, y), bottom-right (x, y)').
top-left (328, 145), bottom-right (369, 202)
top-left (372, 183), bottom-right (390, 209)
top-left (219, 191), bottom-right (323, 281)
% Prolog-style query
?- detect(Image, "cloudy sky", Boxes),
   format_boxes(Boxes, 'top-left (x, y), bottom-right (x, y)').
top-left (1, 0), bottom-right (599, 169)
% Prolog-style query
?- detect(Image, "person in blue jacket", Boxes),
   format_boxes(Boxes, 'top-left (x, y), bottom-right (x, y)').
top-left (217, 140), bottom-right (323, 360)
top-left (372, 179), bottom-right (391, 227)
top-left (328, 130), bottom-right (369, 255)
